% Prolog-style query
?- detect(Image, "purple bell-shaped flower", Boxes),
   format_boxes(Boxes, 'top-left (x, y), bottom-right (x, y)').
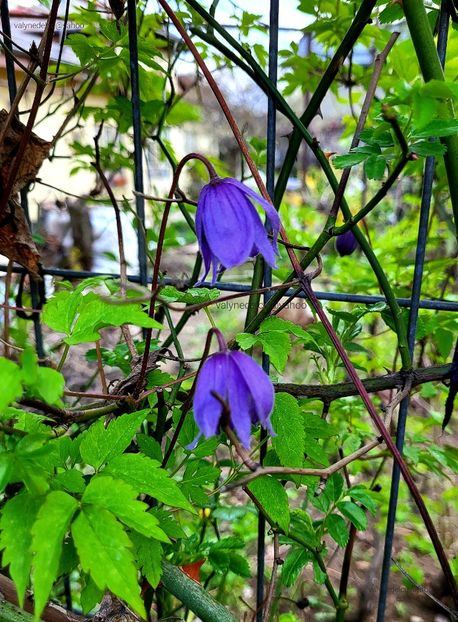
top-left (336, 230), bottom-right (358, 256)
top-left (196, 177), bottom-right (281, 284)
top-left (192, 333), bottom-right (275, 448)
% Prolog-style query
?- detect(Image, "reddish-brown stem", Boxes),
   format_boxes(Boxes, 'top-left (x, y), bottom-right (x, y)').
top-left (156, 0), bottom-right (457, 603)
top-left (134, 153), bottom-right (217, 397)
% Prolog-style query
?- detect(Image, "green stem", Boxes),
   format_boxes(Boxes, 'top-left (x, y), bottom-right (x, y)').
top-left (186, 0), bottom-right (411, 368)
top-left (161, 561), bottom-right (238, 622)
top-left (402, 0), bottom-right (458, 235)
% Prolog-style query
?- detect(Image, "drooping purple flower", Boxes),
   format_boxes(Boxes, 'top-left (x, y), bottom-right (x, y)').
top-left (335, 230), bottom-right (358, 256)
top-left (192, 348), bottom-right (275, 448)
top-left (196, 177), bottom-right (281, 284)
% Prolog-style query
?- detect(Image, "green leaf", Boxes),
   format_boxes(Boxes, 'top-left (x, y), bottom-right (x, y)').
top-left (412, 119), bottom-right (458, 138)
top-left (43, 288), bottom-right (162, 345)
top-left (257, 331), bottom-right (291, 372)
top-left (0, 358), bottom-right (23, 410)
top-left (80, 575), bottom-right (103, 615)
top-left (364, 155), bottom-right (386, 180)
top-left (236, 332), bottom-right (260, 350)
top-left (137, 434), bottom-right (163, 462)
top-left (434, 327), bottom-right (453, 358)
top-left (53, 470), bottom-right (86, 494)
top-left (410, 141), bottom-right (447, 156)
top-left (83, 475), bottom-right (170, 543)
top-left (248, 476), bottom-right (290, 532)
top-left (105, 454), bottom-right (195, 513)
top-left (271, 393), bottom-right (305, 468)
top-left (312, 558), bottom-right (327, 584)
top-left (325, 514), bottom-right (349, 547)
top-left (31, 491), bottom-right (78, 619)
top-left (33, 368), bottom-right (65, 405)
top-left (302, 414), bottom-right (337, 439)
top-left (159, 286), bottom-right (220, 304)
top-left (337, 501), bottom-right (367, 531)
top-left (324, 473), bottom-right (344, 503)
top-left (72, 506), bottom-right (145, 617)
top-left (131, 532), bottom-right (163, 588)
top-left (259, 316), bottom-right (309, 339)
top-left (348, 486), bottom-right (377, 515)
top-left (80, 410), bottom-right (148, 469)
top-left (281, 548), bottom-right (311, 587)
top-left (0, 493), bottom-right (43, 606)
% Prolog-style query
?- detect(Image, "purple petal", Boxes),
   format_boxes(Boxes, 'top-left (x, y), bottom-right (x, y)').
top-left (230, 351), bottom-right (275, 434)
top-left (226, 357), bottom-right (253, 448)
top-left (245, 202), bottom-right (278, 268)
top-left (201, 182), bottom-right (254, 269)
top-left (193, 353), bottom-right (228, 438)
top-left (196, 187), bottom-right (214, 283)
top-left (223, 179), bottom-right (281, 254)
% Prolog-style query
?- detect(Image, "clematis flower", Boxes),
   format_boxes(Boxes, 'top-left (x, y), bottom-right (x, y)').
top-left (335, 230), bottom-right (358, 256)
top-left (196, 176), bottom-right (281, 284)
top-left (192, 339), bottom-right (275, 448)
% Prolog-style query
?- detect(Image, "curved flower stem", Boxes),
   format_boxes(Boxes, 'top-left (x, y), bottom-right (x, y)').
top-left (403, 0), bottom-right (458, 236)
top-left (134, 152), bottom-right (217, 397)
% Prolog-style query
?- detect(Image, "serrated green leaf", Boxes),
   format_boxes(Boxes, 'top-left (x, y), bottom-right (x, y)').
top-left (53, 470), bottom-right (86, 494)
top-left (0, 493), bottom-right (43, 606)
top-left (324, 473), bottom-right (344, 503)
top-left (137, 434), bottom-right (163, 461)
top-left (0, 454), bottom-right (13, 493)
top-left (410, 141), bottom-right (447, 156)
top-left (258, 331), bottom-right (291, 372)
top-left (0, 358), bottom-right (23, 410)
top-left (248, 476), bottom-right (290, 532)
top-left (337, 501), bottom-right (367, 530)
top-left (80, 410), bottom-right (148, 469)
top-left (259, 316), bottom-right (309, 339)
top-left (33, 367), bottom-right (65, 405)
top-left (151, 509), bottom-right (186, 539)
top-left (302, 414), bottom-right (337, 438)
top-left (412, 119), bottom-right (458, 138)
top-left (83, 475), bottom-right (170, 543)
top-left (326, 514), bottom-right (349, 547)
top-left (312, 558), bottom-right (327, 584)
top-left (228, 553), bottom-right (251, 577)
top-left (72, 506), bottom-right (145, 617)
top-left (281, 548), bottom-right (311, 587)
top-left (80, 574), bottom-right (103, 614)
top-left (159, 286), bottom-right (220, 304)
top-left (130, 532), bottom-right (163, 588)
top-left (271, 393), bottom-right (305, 468)
top-left (364, 155), bottom-right (386, 180)
top-left (210, 537), bottom-right (244, 551)
top-left (304, 436), bottom-right (329, 466)
top-left (31, 491), bottom-right (78, 619)
top-left (348, 486), bottom-right (377, 515)
top-left (236, 333), bottom-right (259, 350)
top-left (43, 288), bottom-right (162, 345)
top-left (105, 454), bottom-right (195, 513)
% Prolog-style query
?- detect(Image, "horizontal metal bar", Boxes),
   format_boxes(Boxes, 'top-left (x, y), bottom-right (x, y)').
top-left (1, 264), bottom-right (457, 312)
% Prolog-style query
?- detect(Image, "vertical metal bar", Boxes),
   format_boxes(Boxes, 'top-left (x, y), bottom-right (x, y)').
top-left (256, 2), bottom-right (279, 620)
top-left (376, 6), bottom-right (449, 619)
top-left (127, 0), bottom-right (147, 287)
